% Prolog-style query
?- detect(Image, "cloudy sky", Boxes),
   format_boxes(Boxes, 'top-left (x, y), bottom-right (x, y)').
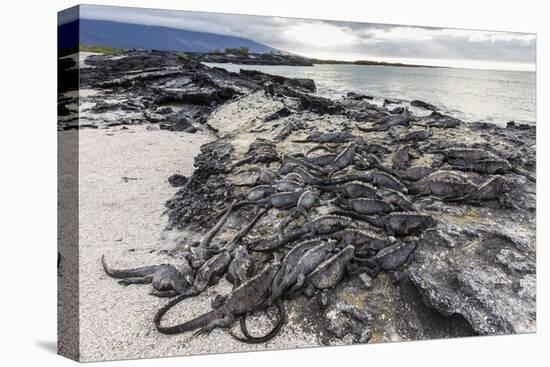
top-left (70, 5), bottom-right (535, 71)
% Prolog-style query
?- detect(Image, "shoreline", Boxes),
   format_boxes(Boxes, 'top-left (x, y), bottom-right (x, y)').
top-left (202, 61), bottom-right (536, 126)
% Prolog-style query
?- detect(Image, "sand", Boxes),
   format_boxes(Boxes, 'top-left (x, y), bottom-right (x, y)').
top-left (76, 125), bottom-right (319, 361)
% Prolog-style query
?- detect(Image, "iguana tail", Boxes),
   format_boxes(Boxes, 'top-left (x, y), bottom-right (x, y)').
top-left (200, 200), bottom-right (236, 248)
top-left (355, 124), bottom-right (377, 132)
top-left (229, 300), bottom-right (285, 344)
top-left (277, 210), bottom-right (304, 242)
top-left (329, 209), bottom-right (384, 228)
top-left (222, 207), bottom-right (270, 253)
top-left (226, 156), bottom-right (255, 173)
top-left (154, 293), bottom-right (222, 335)
top-left (441, 193), bottom-right (470, 203)
top-left (101, 255), bottom-right (161, 279)
top-left (317, 173), bottom-right (370, 186)
top-left (248, 235), bottom-right (288, 253)
top-left (511, 165), bottom-right (536, 183)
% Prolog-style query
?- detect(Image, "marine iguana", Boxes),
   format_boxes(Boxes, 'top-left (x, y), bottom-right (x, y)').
top-left (410, 100), bottom-right (438, 111)
top-left (282, 172), bottom-right (306, 184)
top-left (299, 142), bottom-right (357, 174)
top-left (443, 175), bottom-right (509, 204)
top-left (352, 240), bottom-right (417, 277)
top-left (230, 189), bottom-right (306, 213)
top-left (401, 128), bottom-right (431, 142)
top-left (377, 187), bottom-right (416, 211)
top-left (421, 111), bottom-right (462, 128)
top-left (101, 255), bottom-right (194, 298)
top-left (361, 143), bottom-right (392, 155)
top-left (321, 181), bottom-right (378, 201)
top-left (408, 177), bottom-right (477, 199)
top-left (226, 141), bottom-right (279, 172)
top-left (193, 250), bottom-right (231, 292)
top-left (296, 189), bottom-right (320, 215)
top-left (245, 185), bottom-right (276, 201)
top-left (267, 190), bottom-right (306, 209)
top-left (226, 151), bottom-right (279, 173)
top-left (155, 263), bottom-right (279, 335)
top-left (233, 168), bottom-right (277, 187)
top-left (449, 158), bottom-right (513, 175)
top-left (292, 130), bottom-right (357, 143)
top-left (364, 170), bottom-right (409, 192)
top-left (305, 144), bottom-right (337, 157)
top-left (273, 179), bottom-right (303, 192)
top-left (333, 142), bottom-right (357, 169)
top-left (273, 238), bottom-right (325, 284)
top-left (398, 165), bottom-right (435, 182)
top-left (332, 210), bottom-right (435, 237)
top-left (279, 163), bottom-right (320, 185)
top-left (319, 170), bottom-right (408, 193)
top-left (249, 215), bottom-right (352, 252)
top-left (392, 146), bottom-right (411, 169)
top-left (271, 240), bottom-right (338, 300)
top-left (323, 181), bottom-right (378, 199)
top-left (422, 170), bottom-right (470, 183)
top-left (225, 249), bottom-right (285, 344)
top-left (434, 148), bottom-right (497, 161)
top-left (267, 190), bottom-right (316, 238)
top-left (325, 228), bottom-right (391, 254)
top-left (353, 152), bottom-right (393, 174)
top-left (433, 148), bottom-right (524, 178)
top-left (303, 245), bottom-right (355, 294)
top-left (336, 197), bottom-right (395, 215)
top-left (304, 153), bottom-right (338, 167)
top-left (272, 238), bottom-right (329, 289)
top-left (356, 115), bottom-right (411, 132)
top-left (226, 246), bottom-right (257, 288)
top-left (214, 244), bottom-right (285, 344)
top-left (448, 158), bottom-right (536, 182)
top-left (283, 154), bottom-right (329, 174)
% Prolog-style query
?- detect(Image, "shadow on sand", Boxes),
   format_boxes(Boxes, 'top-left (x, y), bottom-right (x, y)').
top-left (36, 340), bottom-right (57, 354)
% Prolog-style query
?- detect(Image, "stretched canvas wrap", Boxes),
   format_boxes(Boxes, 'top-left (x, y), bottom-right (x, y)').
top-left (57, 4), bottom-right (536, 362)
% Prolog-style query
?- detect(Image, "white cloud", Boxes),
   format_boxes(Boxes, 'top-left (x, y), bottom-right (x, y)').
top-left (464, 31), bottom-right (535, 44)
top-left (284, 22), bottom-right (359, 47)
top-left (363, 26), bottom-right (535, 44)
top-left (365, 27), bottom-right (435, 41)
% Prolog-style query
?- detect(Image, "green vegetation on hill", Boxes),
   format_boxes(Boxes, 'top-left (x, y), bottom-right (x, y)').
top-left (309, 58), bottom-right (431, 68)
top-left (224, 47), bottom-right (249, 56)
top-left (79, 44), bottom-right (128, 54)
top-left (174, 51), bottom-right (189, 62)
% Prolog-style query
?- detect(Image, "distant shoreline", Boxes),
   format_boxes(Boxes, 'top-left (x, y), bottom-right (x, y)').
top-left (61, 44), bottom-right (434, 69)
top-left (59, 44), bottom-right (536, 72)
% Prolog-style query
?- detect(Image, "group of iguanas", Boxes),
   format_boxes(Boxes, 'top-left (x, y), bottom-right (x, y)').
top-left (101, 105), bottom-right (535, 344)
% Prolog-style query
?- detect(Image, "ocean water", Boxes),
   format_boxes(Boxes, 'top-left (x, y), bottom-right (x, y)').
top-left (205, 63), bottom-right (536, 125)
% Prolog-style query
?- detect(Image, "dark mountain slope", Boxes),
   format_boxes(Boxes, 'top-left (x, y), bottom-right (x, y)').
top-left (78, 19), bottom-right (277, 53)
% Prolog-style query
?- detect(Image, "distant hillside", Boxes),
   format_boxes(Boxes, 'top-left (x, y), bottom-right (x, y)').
top-left (77, 19), bottom-right (278, 53)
